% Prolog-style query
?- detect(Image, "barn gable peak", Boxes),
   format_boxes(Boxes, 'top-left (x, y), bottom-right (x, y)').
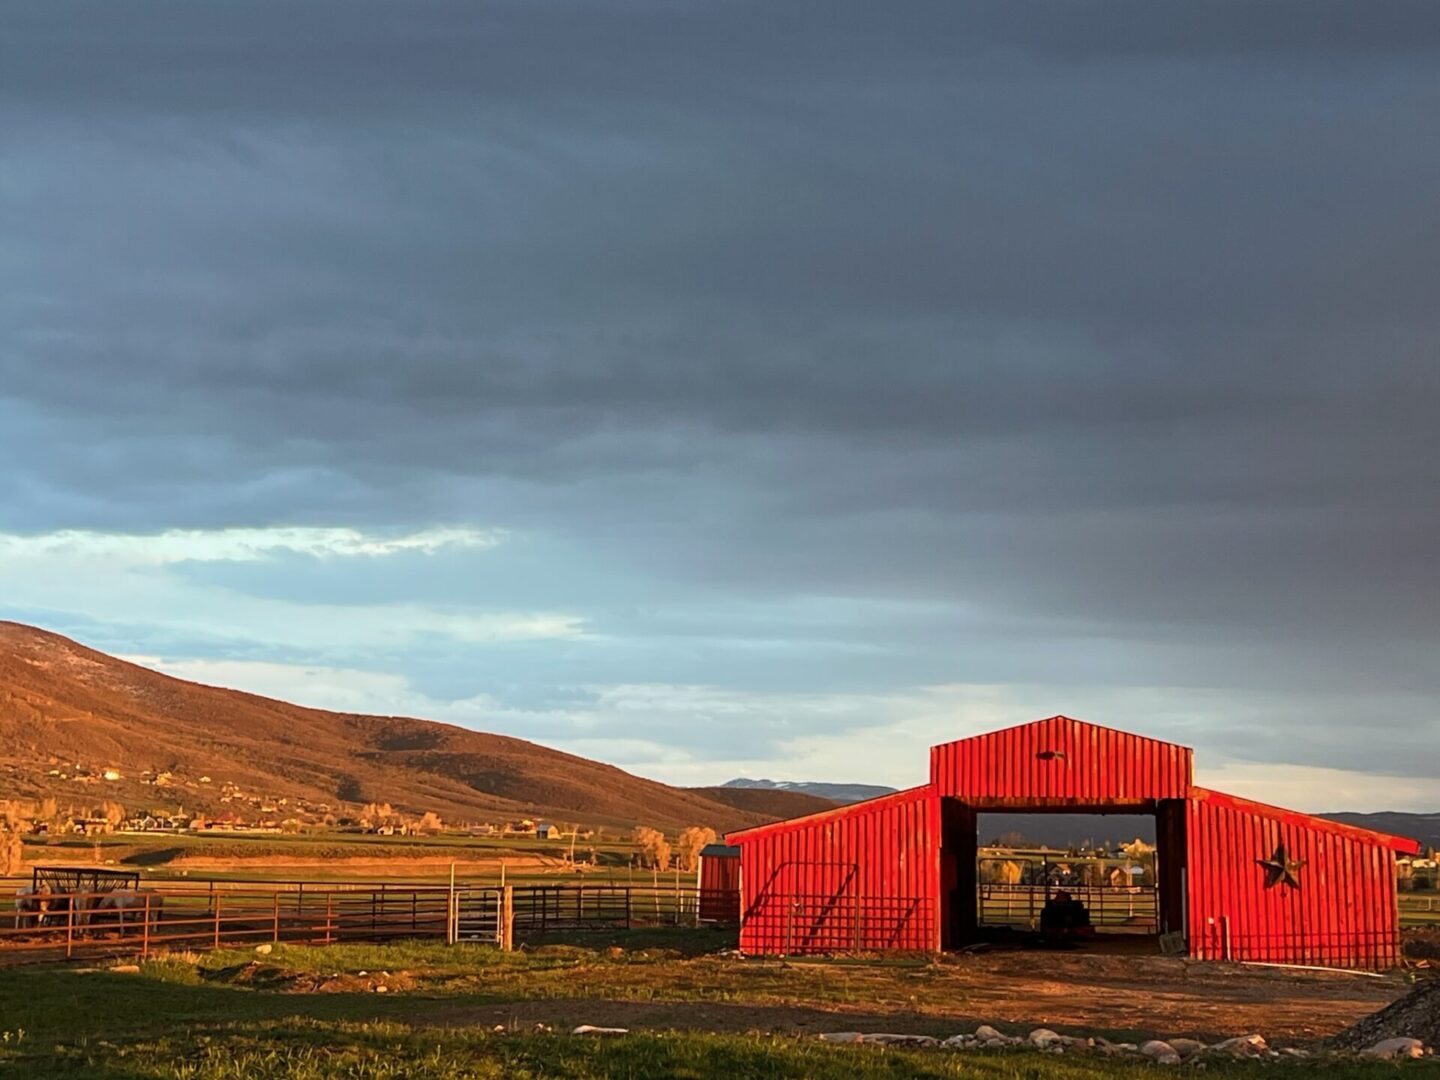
top-left (929, 714), bottom-right (1194, 805)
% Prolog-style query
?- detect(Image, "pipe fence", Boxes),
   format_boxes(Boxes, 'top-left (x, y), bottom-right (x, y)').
top-left (0, 879), bottom-right (740, 965)
top-left (978, 883), bottom-right (1159, 932)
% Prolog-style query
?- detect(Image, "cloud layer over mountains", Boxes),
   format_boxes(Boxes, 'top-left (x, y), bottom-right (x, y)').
top-left (4, 2), bottom-right (1437, 807)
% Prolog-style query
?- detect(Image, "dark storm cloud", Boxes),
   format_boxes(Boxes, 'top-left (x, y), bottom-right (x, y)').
top-left (3, 2), bottom-right (1438, 779)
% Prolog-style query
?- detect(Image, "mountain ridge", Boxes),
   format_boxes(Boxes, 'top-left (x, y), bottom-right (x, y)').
top-left (722, 777), bottom-right (897, 804)
top-left (0, 621), bottom-right (772, 834)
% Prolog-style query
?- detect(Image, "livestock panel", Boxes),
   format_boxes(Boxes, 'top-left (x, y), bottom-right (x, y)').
top-left (930, 715), bottom-right (1192, 806)
top-left (731, 786), bottom-right (939, 955)
top-left (1186, 788), bottom-right (1414, 970)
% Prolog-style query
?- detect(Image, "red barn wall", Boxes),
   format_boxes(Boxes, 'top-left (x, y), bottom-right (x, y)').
top-left (930, 715), bottom-right (1192, 806)
top-left (1186, 789), bottom-right (1404, 970)
top-left (700, 853), bottom-right (740, 894)
top-left (732, 786), bottom-right (939, 954)
top-left (698, 852), bottom-right (741, 923)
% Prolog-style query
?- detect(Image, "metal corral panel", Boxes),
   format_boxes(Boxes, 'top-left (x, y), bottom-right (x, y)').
top-left (1186, 788), bottom-right (1418, 970)
top-left (729, 786), bottom-right (939, 955)
top-left (930, 715), bottom-right (1192, 806)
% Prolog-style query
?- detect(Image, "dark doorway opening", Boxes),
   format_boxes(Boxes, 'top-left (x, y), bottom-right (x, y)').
top-left (940, 799), bottom-right (1187, 952)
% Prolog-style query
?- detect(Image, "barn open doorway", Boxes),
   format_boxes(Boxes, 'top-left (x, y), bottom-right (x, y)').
top-left (939, 799), bottom-right (1187, 952)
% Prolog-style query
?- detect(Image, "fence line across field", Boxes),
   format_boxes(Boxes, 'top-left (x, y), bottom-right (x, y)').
top-left (978, 883), bottom-right (1160, 932)
top-left (3, 875), bottom-right (1436, 966)
top-left (1, 878), bottom-right (740, 965)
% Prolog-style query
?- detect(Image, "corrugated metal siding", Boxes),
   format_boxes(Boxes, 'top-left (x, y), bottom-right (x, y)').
top-left (699, 852), bottom-right (740, 893)
top-left (930, 715), bottom-right (1193, 805)
top-left (698, 853), bottom-right (741, 924)
top-left (1186, 790), bottom-right (1403, 970)
top-left (734, 786), bottom-right (939, 955)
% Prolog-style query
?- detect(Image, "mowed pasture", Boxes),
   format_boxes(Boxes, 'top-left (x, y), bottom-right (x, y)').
top-left (0, 937), bottom-right (1427, 1080)
top-left (22, 828), bottom-right (648, 877)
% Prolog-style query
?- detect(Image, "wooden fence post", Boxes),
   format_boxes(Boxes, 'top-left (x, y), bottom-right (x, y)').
top-left (273, 892), bottom-right (281, 943)
top-left (501, 885), bottom-right (514, 952)
top-left (65, 899), bottom-right (74, 960)
top-left (141, 893), bottom-right (151, 960)
top-left (447, 865), bottom-right (457, 945)
top-left (324, 894), bottom-right (334, 946)
top-left (213, 894), bottom-right (222, 950)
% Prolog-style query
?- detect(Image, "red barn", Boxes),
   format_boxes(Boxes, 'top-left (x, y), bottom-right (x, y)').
top-left (728, 716), bottom-right (1418, 969)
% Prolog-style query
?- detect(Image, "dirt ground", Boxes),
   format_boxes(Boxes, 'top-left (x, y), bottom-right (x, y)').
top-left (267, 947), bottom-right (1410, 1046)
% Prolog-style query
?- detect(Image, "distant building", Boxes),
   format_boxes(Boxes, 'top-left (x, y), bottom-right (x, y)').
top-left (534, 822), bottom-right (562, 840)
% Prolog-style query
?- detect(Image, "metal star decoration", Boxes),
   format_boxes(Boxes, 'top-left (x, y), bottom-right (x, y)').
top-left (1257, 843), bottom-right (1305, 889)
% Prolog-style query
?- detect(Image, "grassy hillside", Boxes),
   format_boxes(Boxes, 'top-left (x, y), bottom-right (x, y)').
top-left (0, 622), bottom-right (769, 833)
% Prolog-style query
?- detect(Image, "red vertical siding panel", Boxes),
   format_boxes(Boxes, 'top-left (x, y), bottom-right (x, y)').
top-left (1184, 790), bottom-right (1403, 971)
top-left (733, 786), bottom-right (939, 956)
top-left (929, 716), bottom-right (1194, 804)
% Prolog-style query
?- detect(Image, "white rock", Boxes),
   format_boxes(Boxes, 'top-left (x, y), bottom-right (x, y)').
top-left (974, 1025), bottom-right (1005, 1041)
top-left (1140, 1040), bottom-right (1181, 1065)
top-left (571, 1025), bottom-right (629, 1036)
top-left (1210, 1034), bottom-right (1267, 1057)
top-left (816, 1032), bottom-right (864, 1044)
top-left (1167, 1037), bottom-right (1205, 1059)
top-left (1028, 1028), bottom-right (1063, 1049)
top-left (1362, 1037), bottom-right (1424, 1060)
top-left (859, 1033), bottom-right (938, 1047)
top-left (941, 1034), bottom-right (973, 1049)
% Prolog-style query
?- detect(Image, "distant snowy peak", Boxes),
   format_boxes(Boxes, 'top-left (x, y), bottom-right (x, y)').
top-left (722, 778), bottom-right (898, 804)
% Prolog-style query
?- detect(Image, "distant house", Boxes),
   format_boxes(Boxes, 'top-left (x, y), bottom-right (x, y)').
top-left (534, 822), bottom-right (563, 840)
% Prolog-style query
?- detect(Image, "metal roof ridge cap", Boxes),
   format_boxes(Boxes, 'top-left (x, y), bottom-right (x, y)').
top-left (928, 715), bottom-right (1197, 756)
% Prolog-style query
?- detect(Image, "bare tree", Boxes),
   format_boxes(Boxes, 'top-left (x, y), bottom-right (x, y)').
top-left (360, 802), bottom-right (398, 830)
top-left (0, 824), bottom-right (23, 876)
top-left (675, 826), bottom-right (717, 872)
top-left (633, 826), bottom-right (672, 870)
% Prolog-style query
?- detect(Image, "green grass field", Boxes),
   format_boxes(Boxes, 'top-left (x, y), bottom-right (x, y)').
top-left (0, 936), bottom-right (1433, 1079)
top-left (8, 1023), bottom-right (1435, 1080)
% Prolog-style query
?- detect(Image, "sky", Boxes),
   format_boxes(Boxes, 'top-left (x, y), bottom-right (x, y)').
top-left (3, 2), bottom-right (1438, 812)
